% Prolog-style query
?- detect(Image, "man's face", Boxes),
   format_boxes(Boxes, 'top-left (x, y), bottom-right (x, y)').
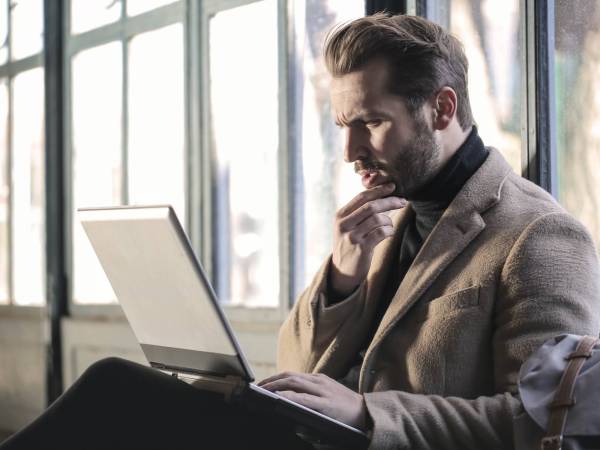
top-left (330, 59), bottom-right (443, 199)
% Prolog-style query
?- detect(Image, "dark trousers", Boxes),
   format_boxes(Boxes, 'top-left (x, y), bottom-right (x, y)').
top-left (0, 357), bottom-right (314, 450)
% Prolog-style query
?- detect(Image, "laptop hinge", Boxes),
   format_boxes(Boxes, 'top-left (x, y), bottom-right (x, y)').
top-left (153, 364), bottom-right (246, 402)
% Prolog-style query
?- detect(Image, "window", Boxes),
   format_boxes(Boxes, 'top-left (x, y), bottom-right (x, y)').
top-left (71, 42), bottom-right (122, 304)
top-left (447, 0), bottom-right (523, 174)
top-left (555, 0), bottom-right (600, 251)
top-left (68, 0), bottom-right (186, 306)
top-left (206, 0), bottom-right (280, 308)
top-left (0, 0), bottom-right (45, 307)
top-left (11, 67), bottom-right (45, 306)
top-left (0, 79), bottom-right (8, 303)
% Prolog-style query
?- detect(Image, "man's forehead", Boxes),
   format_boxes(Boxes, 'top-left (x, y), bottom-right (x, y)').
top-left (329, 59), bottom-right (391, 98)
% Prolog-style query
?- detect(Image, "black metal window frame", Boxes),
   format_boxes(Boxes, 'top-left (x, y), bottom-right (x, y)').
top-left (366, 0), bottom-right (406, 15)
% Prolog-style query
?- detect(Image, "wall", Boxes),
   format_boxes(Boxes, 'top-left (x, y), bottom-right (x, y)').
top-left (0, 314), bottom-right (46, 434)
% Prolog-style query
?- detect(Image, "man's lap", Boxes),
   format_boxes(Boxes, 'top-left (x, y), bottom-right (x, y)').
top-left (1, 357), bottom-right (313, 450)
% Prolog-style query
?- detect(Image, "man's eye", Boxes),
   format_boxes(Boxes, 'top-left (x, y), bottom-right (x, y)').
top-left (366, 120), bottom-right (382, 128)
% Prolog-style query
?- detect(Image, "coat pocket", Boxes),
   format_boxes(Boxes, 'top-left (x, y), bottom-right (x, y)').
top-left (412, 285), bottom-right (481, 323)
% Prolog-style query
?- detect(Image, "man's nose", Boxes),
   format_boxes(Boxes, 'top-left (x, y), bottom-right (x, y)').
top-left (343, 128), bottom-right (367, 163)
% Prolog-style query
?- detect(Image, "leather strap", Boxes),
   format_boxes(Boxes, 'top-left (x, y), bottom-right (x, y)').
top-left (540, 335), bottom-right (599, 450)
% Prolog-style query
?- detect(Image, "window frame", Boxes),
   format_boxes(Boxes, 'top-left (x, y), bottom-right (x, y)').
top-left (63, 0), bottom-right (189, 318)
top-left (28, 0), bottom-right (566, 402)
top-left (199, 0), bottom-right (292, 323)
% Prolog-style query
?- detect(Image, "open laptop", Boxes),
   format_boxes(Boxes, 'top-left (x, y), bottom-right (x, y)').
top-left (78, 205), bottom-right (368, 448)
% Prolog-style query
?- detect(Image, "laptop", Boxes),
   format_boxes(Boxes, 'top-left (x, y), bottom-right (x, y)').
top-left (78, 205), bottom-right (368, 448)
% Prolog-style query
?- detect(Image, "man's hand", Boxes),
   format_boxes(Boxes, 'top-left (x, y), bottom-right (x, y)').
top-left (258, 372), bottom-right (368, 431)
top-left (330, 182), bottom-right (406, 297)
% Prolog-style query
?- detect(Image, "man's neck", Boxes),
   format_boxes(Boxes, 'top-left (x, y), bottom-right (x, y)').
top-left (437, 123), bottom-right (473, 168)
top-left (409, 125), bottom-right (488, 203)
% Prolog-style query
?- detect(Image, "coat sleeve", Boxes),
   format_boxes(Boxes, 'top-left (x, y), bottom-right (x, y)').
top-left (278, 254), bottom-right (387, 376)
top-left (363, 212), bottom-right (600, 450)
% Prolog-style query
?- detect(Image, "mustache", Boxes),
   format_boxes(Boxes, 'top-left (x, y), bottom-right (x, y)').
top-left (354, 159), bottom-right (386, 173)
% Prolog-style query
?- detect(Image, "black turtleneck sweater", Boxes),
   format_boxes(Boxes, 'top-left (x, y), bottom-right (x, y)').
top-left (411, 126), bottom-right (488, 240)
top-left (370, 126), bottom-right (489, 340)
top-left (340, 127), bottom-right (490, 388)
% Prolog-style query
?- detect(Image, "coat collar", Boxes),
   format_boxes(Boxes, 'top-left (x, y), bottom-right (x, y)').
top-left (362, 148), bottom-right (513, 359)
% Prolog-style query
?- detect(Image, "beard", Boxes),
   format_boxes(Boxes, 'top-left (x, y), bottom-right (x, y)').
top-left (354, 112), bottom-right (442, 199)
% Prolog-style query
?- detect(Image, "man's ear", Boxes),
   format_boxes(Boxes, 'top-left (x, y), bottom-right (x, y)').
top-left (431, 87), bottom-right (457, 131)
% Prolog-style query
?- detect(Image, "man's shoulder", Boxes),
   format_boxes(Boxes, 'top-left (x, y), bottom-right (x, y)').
top-left (479, 148), bottom-right (562, 217)
top-left (474, 149), bottom-right (592, 242)
top-left (500, 170), bottom-right (561, 213)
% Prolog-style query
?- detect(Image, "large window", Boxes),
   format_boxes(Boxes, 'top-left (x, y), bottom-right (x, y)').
top-left (555, 0), bottom-right (600, 252)
top-left (0, 0), bottom-right (45, 307)
top-left (5, 0), bottom-right (593, 314)
top-left (206, 0), bottom-right (280, 308)
top-left (68, 1), bottom-right (186, 306)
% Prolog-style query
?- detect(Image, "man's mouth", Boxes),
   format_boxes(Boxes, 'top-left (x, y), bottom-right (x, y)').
top-left (358, 168), bottom-right (386, 189)
top-left (355, 161), bottom-right (387, 189)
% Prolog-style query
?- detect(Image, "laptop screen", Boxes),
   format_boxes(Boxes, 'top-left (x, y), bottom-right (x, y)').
top-left (78, 205), bottom-right (252, 379)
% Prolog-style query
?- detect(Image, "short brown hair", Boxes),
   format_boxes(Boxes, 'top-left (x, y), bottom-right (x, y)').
top-left (324, 13), bottom-right (473, 130)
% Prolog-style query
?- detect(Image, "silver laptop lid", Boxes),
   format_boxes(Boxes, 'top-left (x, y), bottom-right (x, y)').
top-left (78, 205), bottom-right (254, 382)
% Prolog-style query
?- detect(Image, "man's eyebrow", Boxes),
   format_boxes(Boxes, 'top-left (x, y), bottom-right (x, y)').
top-left (335, 114), bottom-right (383, 127)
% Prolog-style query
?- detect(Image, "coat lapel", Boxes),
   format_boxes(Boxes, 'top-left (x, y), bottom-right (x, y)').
top-left (361, 205), bottom-right (415, 313)
top-left (366, 148), bottom-right (513, 353)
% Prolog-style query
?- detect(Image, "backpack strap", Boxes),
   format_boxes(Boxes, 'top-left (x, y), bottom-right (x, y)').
top-left (540, 335), bottom-right (599, 450)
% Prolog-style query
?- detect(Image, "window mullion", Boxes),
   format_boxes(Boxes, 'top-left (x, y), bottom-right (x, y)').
top-left (277, 0), bottom-right (296, 313)
top-left (366, 0), bottom-right (406, 15)
top-left (121, 1), bottom-right (129, 205)
top-left (44, 0), bottom-right (68, 403)
top-left (6, 66), bottom-right (13, 307)
top-left (185, 0), bottom-right (202, 256)
top-left (525, 0), bottom-right (557, 195)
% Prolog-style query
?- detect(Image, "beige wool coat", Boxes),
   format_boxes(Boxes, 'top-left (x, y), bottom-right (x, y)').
top-left (278, 148), bottom-right (600, 450)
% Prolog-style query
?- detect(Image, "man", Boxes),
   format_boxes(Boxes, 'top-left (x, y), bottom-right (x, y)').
top-left (259, 13), bottom-right (600, 449)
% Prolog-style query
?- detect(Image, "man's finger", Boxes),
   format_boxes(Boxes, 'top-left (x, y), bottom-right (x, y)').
top-left (257, 371), bottom-right (296, 386)
top-left (257, 371), bottom-right (319, 388)
top-left (337, 183), bottom-right (396, 218)
top-left (362, 224), bottom-right (395, 247)
top-left (339, 196), bottom-right (405, 231)
top-left (346, 211), bottom-right (393, 238)
top-left (275, 390), bottom-right (325, 413)
top-left (260, 375), bottom-right (323, 396)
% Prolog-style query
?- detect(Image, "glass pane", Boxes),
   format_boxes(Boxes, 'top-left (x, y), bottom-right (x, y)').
top-left (299, 0), bottom-right (365, 290)
top-left (128, 24), bottom-right (185, 219)
top-left (10, 0), bottom-right (43, 60)
top-left (127, 0), bottom-right (177, 16)
top-left (450, 0), bottom-right (525, 174)
top-left (70, 0), bottom-right (121, 35)
top-left (0, 0), bottom-right (8, 64)
top-left (72, 42), bottom-right (122, 304)
top-left (555, 0), bottom-right (600, 252)
top-left (209, 1), bottom-right (279, 307)
top-left (11, 68), bottom-right (45, 305)
top-left (0, 79), bottom-right (8, 303)
top-left (449, 0), bottom-right (523, 174)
